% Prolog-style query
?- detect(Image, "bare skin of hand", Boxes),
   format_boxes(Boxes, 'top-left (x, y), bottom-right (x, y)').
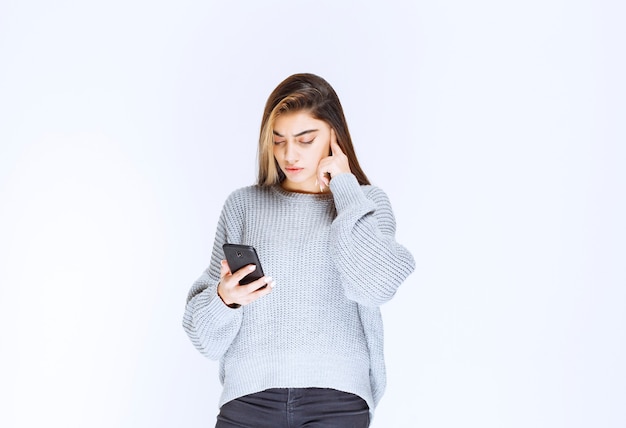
top-left (217, 259), bottom-right (274, 307)
top-left (317, 129), bottom-right (351, 191)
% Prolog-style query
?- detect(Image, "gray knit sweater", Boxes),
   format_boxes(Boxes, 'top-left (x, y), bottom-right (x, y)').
top-left (183, 173), bottom-right (415, 419)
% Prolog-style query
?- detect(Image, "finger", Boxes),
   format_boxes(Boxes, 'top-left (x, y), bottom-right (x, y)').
top-left (315, 177), bottom-right (324, 193)
top-left (240, 276), bottom-right (275, 299)
top-left (242, 275), bottom-right (274, 291)
top-left (317, 161), bottom-right (330, 188)
top-left (329, 129), bottom-right (343, 156)
top-left (232, 263), bottom-right (257, 283)
top-left (329, 127), bottom-right (337, 149)
top-left (323, 172), bottom-right (331, 187)
top-left (251, 279), bottom-right (275, 298)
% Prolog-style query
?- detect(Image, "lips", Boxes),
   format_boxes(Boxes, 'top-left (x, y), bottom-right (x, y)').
top-left (285, 167), bottom-right (303, 174)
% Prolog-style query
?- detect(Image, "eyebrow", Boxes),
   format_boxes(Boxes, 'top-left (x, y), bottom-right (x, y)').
top-left (273, 129), bottom-right (319, 138)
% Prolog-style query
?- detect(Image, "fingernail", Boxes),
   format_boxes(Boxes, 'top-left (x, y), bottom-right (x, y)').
top-left (269, 281), bottom-right (276, 288)
top-left (265, 276), bottom-right (273, 283)
top-left (249, 265), bottom-right (256, 271)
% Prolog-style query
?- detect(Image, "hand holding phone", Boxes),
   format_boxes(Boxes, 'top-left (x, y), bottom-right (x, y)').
top-left (218, 244), bottom-right (274, 308)
top-left (223, 244), bottom-right (265, 285)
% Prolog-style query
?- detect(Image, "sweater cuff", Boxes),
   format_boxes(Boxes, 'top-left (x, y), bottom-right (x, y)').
top-left (329, 173), bottom-right (369, 212)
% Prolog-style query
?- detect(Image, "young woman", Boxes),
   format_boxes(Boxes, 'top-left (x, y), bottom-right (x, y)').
top-left (183, 73), bottom-right (415, 427)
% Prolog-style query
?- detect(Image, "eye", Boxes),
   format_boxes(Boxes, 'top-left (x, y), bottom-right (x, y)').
top-left (273, 140), bottom-right (285, 145)
top-left (299, 139), bottom-right (314, 145)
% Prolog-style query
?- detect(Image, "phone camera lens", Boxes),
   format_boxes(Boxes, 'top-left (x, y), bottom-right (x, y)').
top-left (236, 251), bottom-right (243, 258)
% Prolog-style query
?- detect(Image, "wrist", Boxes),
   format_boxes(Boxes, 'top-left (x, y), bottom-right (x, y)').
top-left (217, 283), bottom-right (241, 309)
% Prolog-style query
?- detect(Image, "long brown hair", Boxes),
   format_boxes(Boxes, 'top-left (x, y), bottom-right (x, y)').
top-left (257, 73), bottom-right (370, 186)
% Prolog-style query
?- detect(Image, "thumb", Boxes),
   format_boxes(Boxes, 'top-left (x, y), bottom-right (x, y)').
top-left (220, 259), bottom-right (231, 278)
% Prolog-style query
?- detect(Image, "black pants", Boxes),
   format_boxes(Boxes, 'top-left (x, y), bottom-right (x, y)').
top-left (215, 388), bottom-right (370, 428)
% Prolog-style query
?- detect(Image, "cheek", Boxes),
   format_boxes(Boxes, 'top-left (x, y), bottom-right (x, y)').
top-left (310, 148), bottom-right (327, 165)
top-left (320, 135), bottom-right (331, 155)
top-left (321, 141), bottom-right (331, 158)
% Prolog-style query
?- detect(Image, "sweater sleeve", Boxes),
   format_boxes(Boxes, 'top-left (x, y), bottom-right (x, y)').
top-left (182, 194), bottom-right (244, 360)
top-left (329, 173), bottom-right (415, 307)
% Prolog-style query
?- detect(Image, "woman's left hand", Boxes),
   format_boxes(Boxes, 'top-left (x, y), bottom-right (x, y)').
top-left (317, 129), bottom-right (351, 190)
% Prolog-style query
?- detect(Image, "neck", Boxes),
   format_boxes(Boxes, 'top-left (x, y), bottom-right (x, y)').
top-left (281, 179), bottom-right (330, 194)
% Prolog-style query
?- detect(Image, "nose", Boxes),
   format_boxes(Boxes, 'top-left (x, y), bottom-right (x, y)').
top-left (284, 141), bottom-right (298, 164)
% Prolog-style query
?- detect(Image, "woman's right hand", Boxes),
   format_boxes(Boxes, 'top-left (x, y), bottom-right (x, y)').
top-left (217, 259), bottom-right (274, 308)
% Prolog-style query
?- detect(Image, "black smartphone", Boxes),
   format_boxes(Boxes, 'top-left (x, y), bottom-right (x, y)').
top-left (222, 243), bottom-right (265, 285)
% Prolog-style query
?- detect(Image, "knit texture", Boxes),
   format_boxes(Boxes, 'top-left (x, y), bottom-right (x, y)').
top-left (182, 173), bottom-right (415, 421)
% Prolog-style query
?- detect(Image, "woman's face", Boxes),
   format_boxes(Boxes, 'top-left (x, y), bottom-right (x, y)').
top-left (272, 111), bottom-right (331, 193)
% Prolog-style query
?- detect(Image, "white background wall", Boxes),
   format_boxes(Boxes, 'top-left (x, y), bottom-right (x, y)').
top-left (1, 1), bottom-right (624, 427)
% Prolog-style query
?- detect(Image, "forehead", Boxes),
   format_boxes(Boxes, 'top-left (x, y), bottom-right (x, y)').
top-left (273, 111), bottom-right (327, 134)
